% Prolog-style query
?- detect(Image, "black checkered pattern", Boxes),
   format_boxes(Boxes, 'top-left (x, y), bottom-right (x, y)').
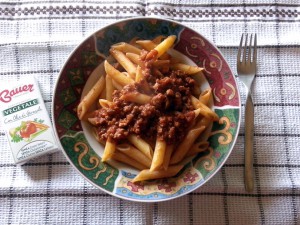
top-left (0, 1), bottom-right (299, 224)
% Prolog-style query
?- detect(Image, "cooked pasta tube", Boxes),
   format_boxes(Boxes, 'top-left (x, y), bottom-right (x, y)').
top-left (121, 92), bottom-right (152, 104)
top-left (192, 82), bottom-right (202, 97)
top-left (132, 165), bottom-right (184, 182)
top-left (127, 134), bottom-right (153, 159)
top-left (112, 80), bottom-right (123, 90)
top-left (194, 115), bottom-right (211, 128)
top-left (104, 60), bottom-right (134, 86)
top-left (191, 70), bottom-right (205, 85)
top-left (170, 63), bottom-right (203, 75)
top-left (162, 144), bottom-right (174, 170)
top-left (83, 110), bottom-right (98, 121)
top-left (194, 116), bottom-right (214, 143)
top-left (137, 39), bottom-right (171, 60)
top-left (126, 53), bottom-right (142, 66)
top-left (117, 143), bottom-right (151, 168)
top-left (199, 88), bottom-right (213, 107)
top-left (186, 141), bottom-right (209, 157)
top-left (112, 151), bottom-right (147, 171)
top-left (193, 108), bottom-right (202, 118)
top-left (170, 126), bottom-right (206, 164)
top-left (154, 35), bottom-right (176, 58)
top-left (111, 42), bottom-right (142, 55)
top-left (99, 99), bottom-right (113, 109)
top-left (190, 96), bottom-right (219, 121)
top-left (135, 65), bottom-right (144, 82)
top-left (152, 35), bottom-right (166, 44)
top-left (91, 127), bottom-right (106, 145)
top-left (77, 75), bottom-right (105, 120)
top-left (136, 40), bottom-right (156, 51)
top-left (122, 72), bottom-right (130, 77)
top-left (150, 139), bottom-right (167, 171)
top-left (110, 48), bottom-right (137, 79)
top-left (102, 137), bottom-right (116, 162)
top-left (87, 117), bottom-right (97, 126)
top-left (99, 85), bottom-right (106, 99)
top-left (105, 75), bottom-right (114, 101)
top-left (152, 60), bottom-right (170, 68)
top-left (129, 37), bottom-right (139, 45)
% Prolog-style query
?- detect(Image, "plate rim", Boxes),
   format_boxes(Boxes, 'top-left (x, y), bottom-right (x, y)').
top-left (51, 16), bottom-right (242, 202)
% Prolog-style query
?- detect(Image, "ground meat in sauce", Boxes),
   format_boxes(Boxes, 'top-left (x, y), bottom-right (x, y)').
top-left (92, 50), bottom-right (196, 145)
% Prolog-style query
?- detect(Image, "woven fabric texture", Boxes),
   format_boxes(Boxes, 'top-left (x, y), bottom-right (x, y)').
top-left (0, 1), bottom-right (299, 224)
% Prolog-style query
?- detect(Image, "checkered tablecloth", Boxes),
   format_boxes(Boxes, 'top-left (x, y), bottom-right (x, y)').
top-left (0, 1), bottom-right (299, 224)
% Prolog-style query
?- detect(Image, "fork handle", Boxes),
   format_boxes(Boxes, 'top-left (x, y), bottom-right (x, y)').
top-left (244, 92), bottom-right (254, 192)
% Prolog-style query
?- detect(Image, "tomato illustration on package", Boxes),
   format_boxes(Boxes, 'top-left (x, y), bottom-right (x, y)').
top-left (0, 77), bottom-right (58, 165)
top-left (10, 119), bottom-right (49, 142)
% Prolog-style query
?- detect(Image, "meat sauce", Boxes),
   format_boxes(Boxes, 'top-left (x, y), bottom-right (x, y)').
top-left (92, 50), bottom-right (196, 145)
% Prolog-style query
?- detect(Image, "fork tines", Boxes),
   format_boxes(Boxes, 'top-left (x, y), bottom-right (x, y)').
top-left (237, 34), bottom-right (257, 63)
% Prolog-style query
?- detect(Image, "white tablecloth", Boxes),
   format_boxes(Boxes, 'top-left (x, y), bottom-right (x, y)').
top-left (0, 1), bottom-right (299, 224)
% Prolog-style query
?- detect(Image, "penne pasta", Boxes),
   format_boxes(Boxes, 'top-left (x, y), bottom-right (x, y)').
top-left (112, 151), bottom-right (147, 171)
top-left (104, 60), bottom-right (134, 86)
top-left (110, 48), bottom-right (137, 79)
top-left (112, 80), bottom-right (123, 90)
top-left (105, 75), bottom-right (114, 101)
top-left (81, 110), bottom-right (97, 122)
top-left (152, 35), bottom-right (166, 44)
top-left (192, 81), bottom-right (202, 97)
top-left (136, 40), bottom-right (156, 51)
top-left (135, 65), bottom-right (144, 82)
top-left (126, 52), bottom-right (142, 66)
top-left (121, 92), bottom-right (152, 104)
top-left (87, 117), bottom-right (97, 126)
top-left (132, 165), bottom-right (184, 182)
top-left (91, 127), bottom-right (106, 145)
top-left (102, 137), bottom-right (116, 162)
top-left (190, 96), bottom-right (219, 121)
top-left (99, 85), bottom-right (106, 100)
top-left (99, 99), bottom-right (113, 109)
top-left (170, 126), bottom-right (206, 164)
top-left (111, 42), bottom-right (142, 55)
top-left (122, 72), bottom-right (130, 77)
top-left (150, 139), bottom-right (167, 171)
top-left (129, 37), bottom-right (139, 46)
top-left (127, 134), bottom-right (153, 159)
top-left (154, 35), bottom-right (176, 58)
top-left (186, 141), bottom-right (209, 157)
top-left (194, 116), bottom-right (214, 143)
top-left (170, 63), bottom-right (204, 75)
top-left (191, 70), bottom-right (205, 85)
top-left (152, 60), bottom-right (170, 68)
top-left (117, 143), bottom-right (152, 168)
top-left (199, 88), bottom-right (213, 107)
top-left (162, 144), bottom-right (174, 170)
top-left (193, 108), bottom-right (202, 118)
top-left (137, 39), bottom-right (171, 60)
top-left (77, 74), bottom-right (105, 120)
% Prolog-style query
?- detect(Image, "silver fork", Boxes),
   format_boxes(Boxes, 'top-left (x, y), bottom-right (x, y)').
top-left (237, 34), bottom-right (257, 192)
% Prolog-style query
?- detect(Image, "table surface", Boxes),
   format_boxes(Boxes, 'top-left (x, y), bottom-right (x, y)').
top-left (0, 1), bottom-right (300, 225)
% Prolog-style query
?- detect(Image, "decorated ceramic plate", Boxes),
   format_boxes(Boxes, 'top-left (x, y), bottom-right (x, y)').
top-left (52, 17), bottom-right (240, 202)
